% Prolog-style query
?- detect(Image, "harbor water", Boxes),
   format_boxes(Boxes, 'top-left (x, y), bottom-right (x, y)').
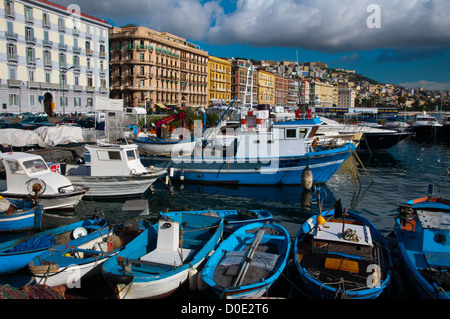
top-left (0, 136), bottom-right (448, 299)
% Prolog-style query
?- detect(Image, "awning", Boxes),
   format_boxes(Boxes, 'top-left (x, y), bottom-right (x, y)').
top-left (155, 103), bottom-right (166, 109)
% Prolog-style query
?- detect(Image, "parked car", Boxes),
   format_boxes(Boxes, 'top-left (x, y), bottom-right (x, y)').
top-left (56, 117), bottom-right (80, 126)
top-left (21, 116), bottom-right (54, 129)
top-left (18, 112), bottom-right (33, 118)
top-left (77, 117), bottom-right (96, 128)
top-left (0, 112), bottom-right (17, 118)
top-left (0, 119), bottom-right (9, 124)
top-left (33, 112), bottom-right (49, 117)
top-left (0, 123), bottom-right (27, 129)
top-left (83, 111), bottom-right (96, 118)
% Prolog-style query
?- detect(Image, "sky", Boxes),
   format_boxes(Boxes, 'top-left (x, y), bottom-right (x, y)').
top-left (53, 0), bottom-right (450, 91)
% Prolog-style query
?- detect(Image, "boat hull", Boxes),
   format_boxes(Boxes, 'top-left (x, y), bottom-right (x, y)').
top-left (359, 131), bottom-right (410, 150)
top-left (0, 217), bottom-right (107, 274)
top-left (144, 143), bottom-right (355, 185)
top-left (201, 222), bottom-right (291, 299)
top-left (134, 138), bottom-right (196, 156)
top-left (0, 205), bottom-right (43, 232)
top-left (66, 175), bottom-right (161, 198)
top-left (1, 189), bottom-right (87, 211)
top-left (294, 209), bottom-right (392, 299)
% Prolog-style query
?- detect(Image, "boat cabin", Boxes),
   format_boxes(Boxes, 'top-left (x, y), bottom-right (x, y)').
top-left (0, 152), bottom-right (74, 195)
top-left (69, 144), bottom-right (149, 177)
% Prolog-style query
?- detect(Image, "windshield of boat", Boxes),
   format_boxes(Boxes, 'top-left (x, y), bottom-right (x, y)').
top-left (126, 149), bottom-right (139, 161)
top-left (23, 159), bottom-right (48, 174)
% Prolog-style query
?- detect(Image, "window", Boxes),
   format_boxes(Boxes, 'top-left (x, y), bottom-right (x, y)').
top-left (28, 70), bottom-right (35, 82)
top-left (6, 1), bottom-right (15, 18)
top-left (26, 47), bottom-right (35, 64)
top-left (74, 97), bottom-right (81, 107)
top-left (9, 93), bottom-right (19, 106)
top-left (23, 159), bottom-right (48, 174)
top-left (24, 6), bottom-right (33, 23)
top-left (60, 96), bottom-right (68, 107)
top-left (6, 160), bottom-right (25, 175)
top-left (7, 43), bottom-right (17, 62)
top-left (58, 18), bottom-right (65, 32)
top-left (286, 129), bottom-right (297, 138)
top-left (59, 53), bottom-right (66, 68)
top-left (126, 150), bottom-right (137, 161)
top-left (42, 13), bottom-right (50, 28)
top-left (85, 40), bottom-right (90, 50)
top-left (8, 66), bottom-right (16, 80)
top-left (97, 151), bottom-right (121, 161)
top-left (45, 72), bottom-right (51, 83)
top-left (87, 77), bottom-right (93, 87)
top-left (29, 94), bottom-right (36, 107)
top-left (44, 50), bottom-right (51, 67)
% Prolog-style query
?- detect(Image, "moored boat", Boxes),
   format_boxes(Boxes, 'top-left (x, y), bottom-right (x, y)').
top-left (200, 221), bottom-right (290, 299)
top-left (393, 192), bottom-right (450, 299)
top-left (133, 136), bottom-right (197, 157)
top-left (0, 151), bottom-right (88, 210)
top-left (0, 215), bottom-right (107, 275)
top-left (29, 219), bottom-right (151, 288)
top-left (0, 197), bottom-right (44, 232)
top-left (143, 112), bottom-right (356, 185)
top-left (294, 200), bottom-right (392, 299)
top-left (161, 209), bottom-right (273, 234)
top-left (55, 143), bottom-right (166, 198)
top-left (102, 212), bottom-right (223, 299)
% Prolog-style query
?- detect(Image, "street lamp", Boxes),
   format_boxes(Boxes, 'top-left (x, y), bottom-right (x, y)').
top-left (60, 65), bottom-right (75, 117)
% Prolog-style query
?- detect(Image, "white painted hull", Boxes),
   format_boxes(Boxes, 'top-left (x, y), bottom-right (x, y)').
top-left (33, 258), bottom-right (107, 287)
top-left (135, 140), bottom-right (196, 156)
top-left (66, 175), bottom-right (160, 198)
top-left (115, 259), bottom-right (203, 299)
top-left (1, 190), bottom-right (86, 210)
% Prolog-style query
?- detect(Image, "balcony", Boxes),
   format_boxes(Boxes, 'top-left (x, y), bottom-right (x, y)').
top-left (43, 39), bottom-right (53, 48)
top-left (58, 43), bottom-right (67, 51)
top-left (6, 31), bottom-right (18, 41)
top-left (73, 46), bottom-right (81, 54)
top-left (86, 49), bottom-right (94, 56)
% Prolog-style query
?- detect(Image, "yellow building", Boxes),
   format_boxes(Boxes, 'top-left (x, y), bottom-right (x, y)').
top-left (257, 69), bottom-right (275, 105)
top-left (310, 81), bottom-right (334, 107)
top-left (207, 56), bottom-right (231, 105)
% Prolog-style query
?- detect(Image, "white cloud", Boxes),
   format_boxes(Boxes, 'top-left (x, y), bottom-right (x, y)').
top-left (399, 80), bottom-right (450, 91)
top-left (52, 0), bottom-right (450, 53)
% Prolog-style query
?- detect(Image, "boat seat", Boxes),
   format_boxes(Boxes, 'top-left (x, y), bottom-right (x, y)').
top-left (140, 247), bottom-right (194, 267)
top-left (424, 251), bottom-right (450, 268)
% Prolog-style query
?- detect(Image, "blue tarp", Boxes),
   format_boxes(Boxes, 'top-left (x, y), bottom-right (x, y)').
top-left (7, 235), bottom-right (56, 253)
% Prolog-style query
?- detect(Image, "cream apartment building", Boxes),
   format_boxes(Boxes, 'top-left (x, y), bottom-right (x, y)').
top-left (0, 0), bottom-right (110, 116)
top-left (109, 25), bottom-right (208, 110)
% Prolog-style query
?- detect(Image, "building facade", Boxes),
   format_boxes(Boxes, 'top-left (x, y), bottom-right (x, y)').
top-left (309, 80), bottom-right (334, 107)
top-left (230, 59), bottom-right (257, 107)
top-left (109, 25), bottom-right (208, 110)
top-left (0, 0), bottom-right (110, 116)
top-left (207, 55), bottom-right (231, 105)
top-left (257, 68), bottom-right (274, 105)
top-left (338, 87), bottom-right (355, 108)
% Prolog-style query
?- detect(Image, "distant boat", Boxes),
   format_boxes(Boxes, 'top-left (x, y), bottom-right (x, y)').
top-left (0, 215), bottom-right (107, 275)
top-left (318, 117), bottom-right (410, 150)
top-left (161, 209), bottom-right (273, 233)
top-left (102, 212), bottom-right (223, 299)
top-left (294, 200), bottom-right (392, 299)
top-left (383, 116), bottom-right (410, 131)
top-left (394, 192), bottom-right (450, 299)
top-left (0, 151), bottom-right (88, 210)
top-left (201, 222), bottom-right (290, 299)
top-left (0, 197), bottom-right (44, 232)
top-left (408, 112), bottom-right (443, 141)
top-left (143, 113), bottom-right (356, 185)
top-left (29, 219), bottom-right (151, 288)
top-left (133, 136), bottom-right (197, 156)
top-left (55, 144), bottom-right (166, 198)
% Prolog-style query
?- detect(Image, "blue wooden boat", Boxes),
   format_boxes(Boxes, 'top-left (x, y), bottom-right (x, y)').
top-left (142, 115), bottom-right (356, 185)
top-left (0, 198), bottom-right (44, 232)
top-left (0, 215), bottom-right (107, 275)
top-left (294, 200), bottom-right (392, 299)
top-left (102, 213), bottom-right (223, 299)
top-left (29, 219), bottom-right (151, 288)
top-left (161, 209), bottom-right (273, 233)
top-left (201, 222), bottom-right (291, 299)
top-left (394, 194), bottom-right (450, 299)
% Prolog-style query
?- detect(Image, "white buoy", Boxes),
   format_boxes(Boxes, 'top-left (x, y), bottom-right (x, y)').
top-left (188, 267), bottom-right (198, 291)
top-left (169, 167), bottom-right (174, 177)
top-left (301, 165), bottom-right (313, 190)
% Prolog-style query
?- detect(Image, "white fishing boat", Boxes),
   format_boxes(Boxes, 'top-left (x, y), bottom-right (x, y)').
top-left (133, 136), bottom-right (197, 156)
top-left (56, 144), bottom-right (166, 198)
top-left (0, 152), bottom-right (87, 210)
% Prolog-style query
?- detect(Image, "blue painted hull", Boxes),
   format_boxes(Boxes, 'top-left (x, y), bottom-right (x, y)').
top-left (0, 203), bottom-right (43, 233)
top-left (294, 209), bottom-right (392, 299)
top-left (161, 209), bottom-right (273, 233)
top-left (394, 196), bottom-right (450, 299)
top-left (201, 222), bottom-right (291, 299)
top-left (0, 216), bottom-right (107, 274)
top-left (102, 213), bottom-right (223, 299)
top-left (143, 143), bottom-right (355, 185)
